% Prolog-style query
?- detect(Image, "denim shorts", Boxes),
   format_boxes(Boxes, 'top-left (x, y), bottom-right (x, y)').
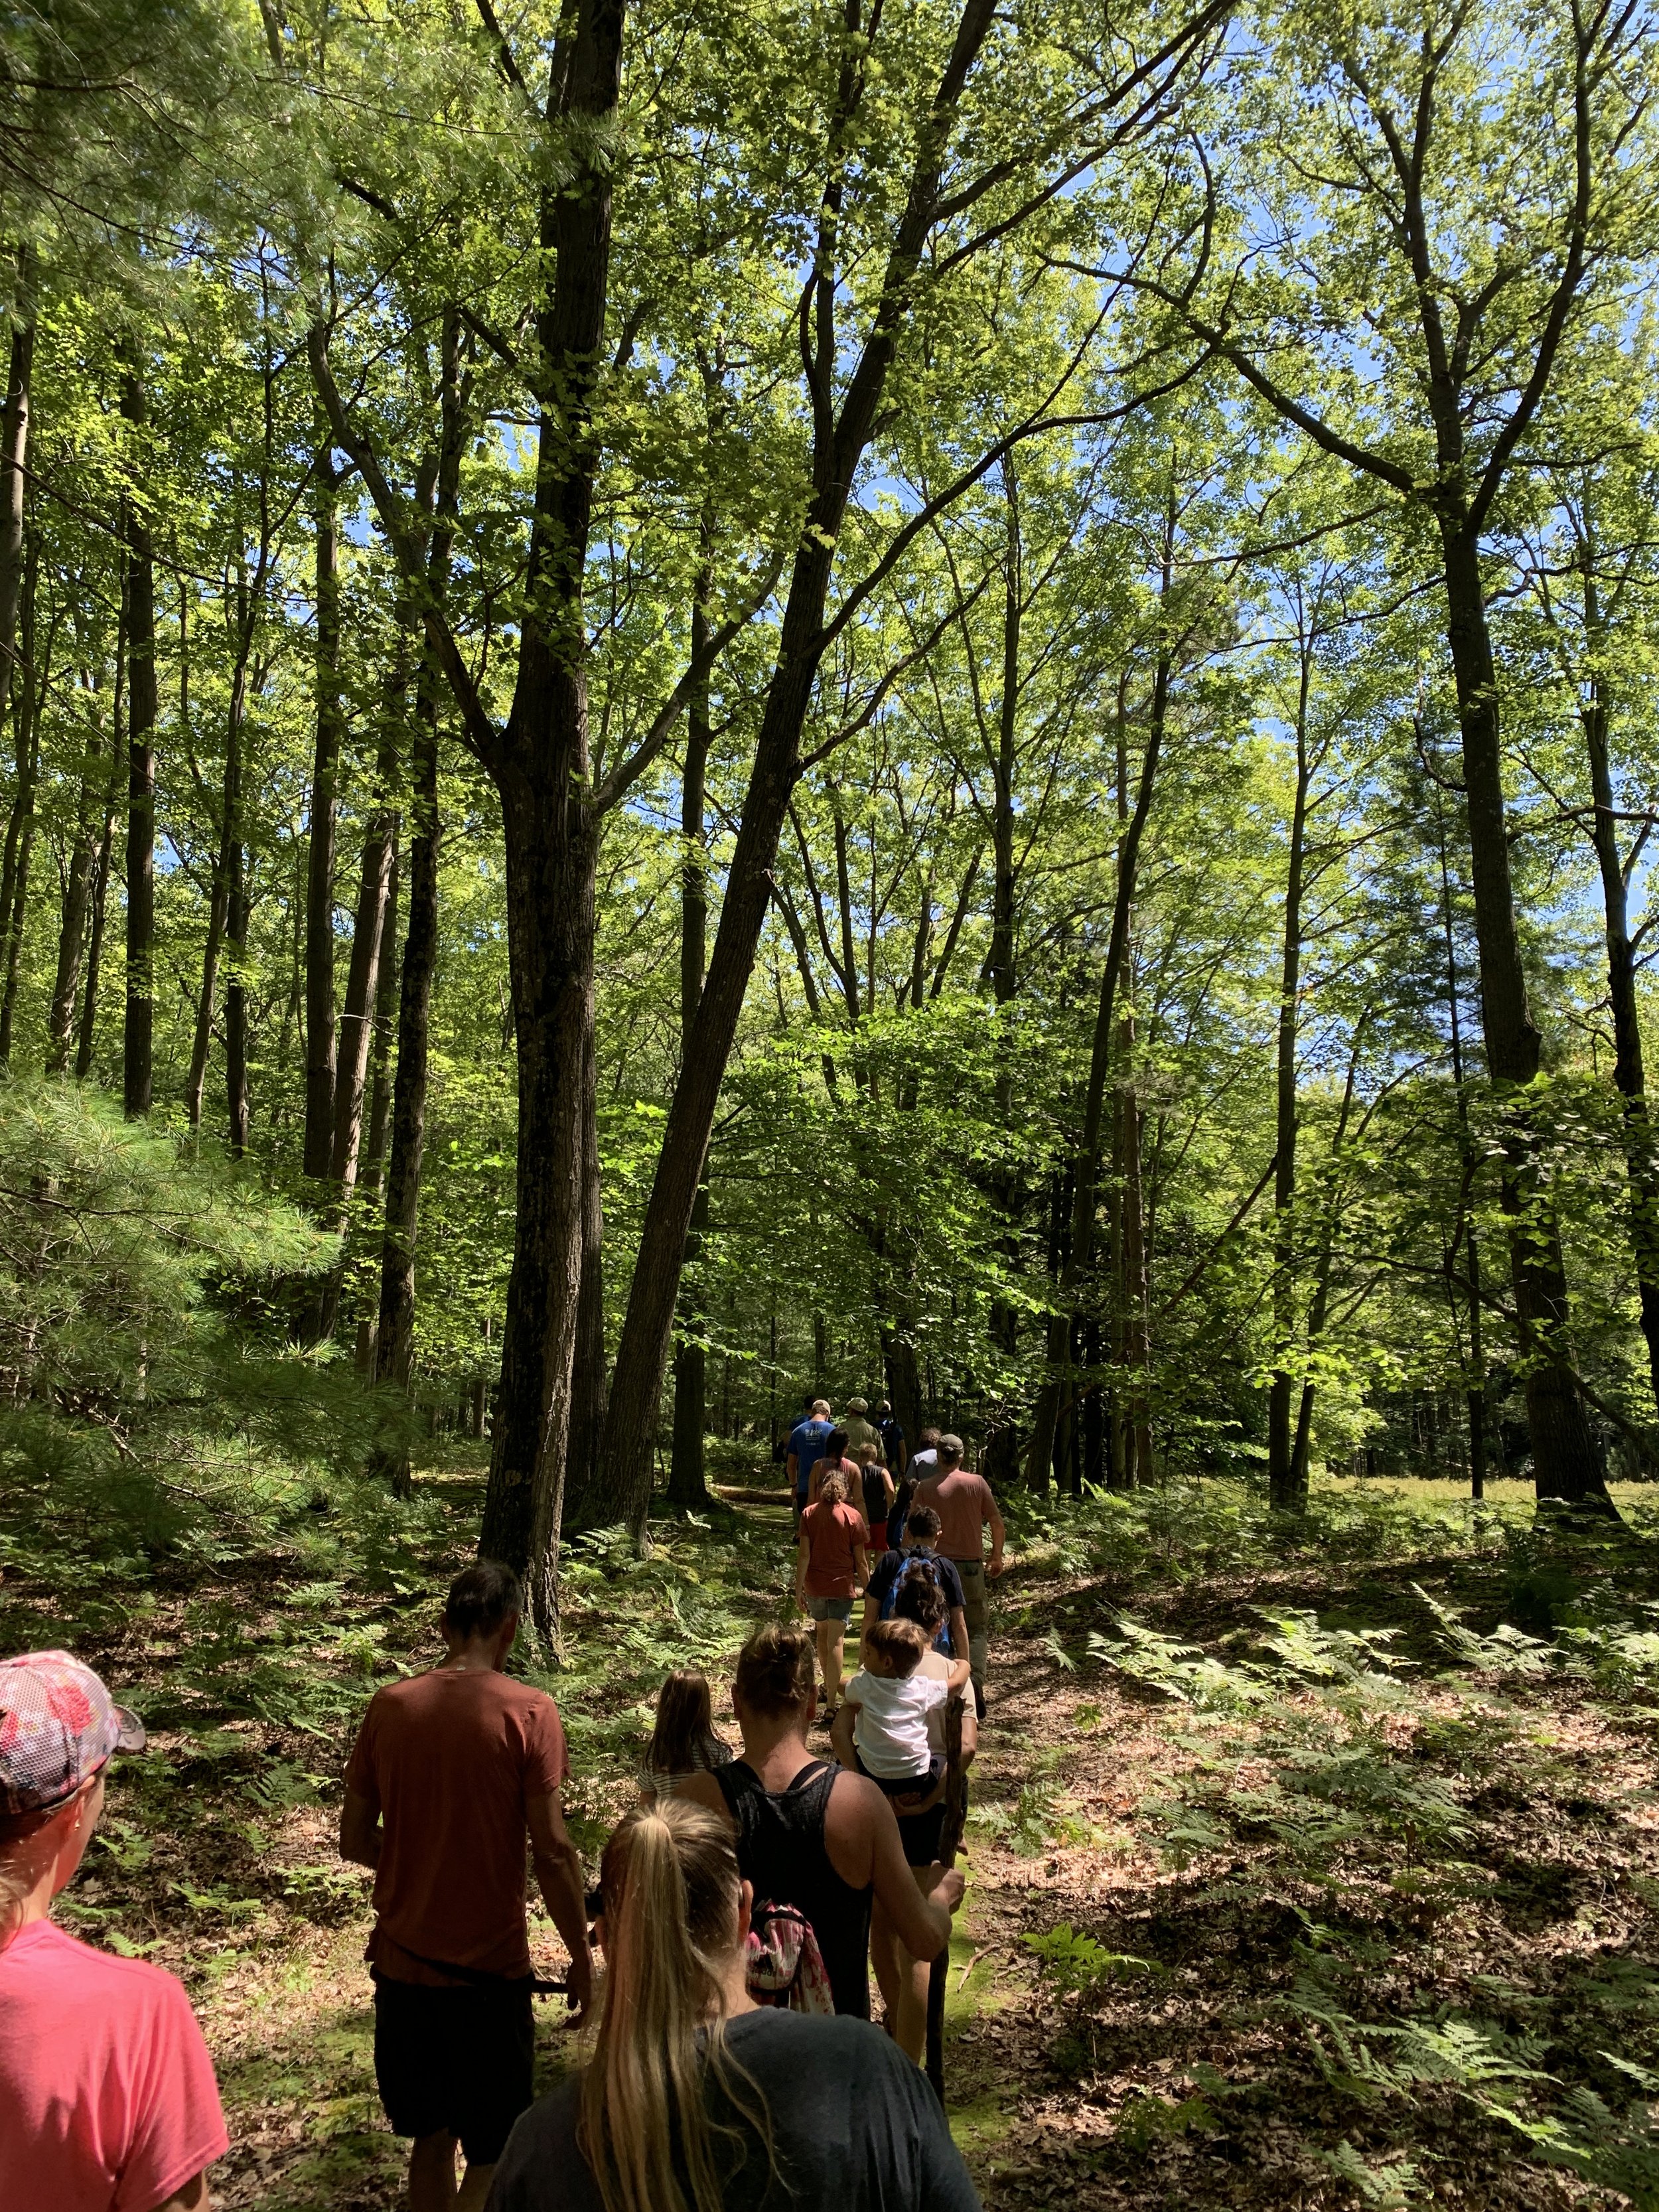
top-left (807, 1594), bottom-right (853, 1622)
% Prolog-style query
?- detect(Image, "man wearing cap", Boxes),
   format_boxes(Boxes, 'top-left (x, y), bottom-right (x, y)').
top-left (0, 1649), bottom-right (228, 2211)
top-left (785, 1398), bottom-right (834, 1528)
top-left (912, 1436), bottom-right (1007, 1718)
top-left (841, 1396), bottom-right (883, 1462)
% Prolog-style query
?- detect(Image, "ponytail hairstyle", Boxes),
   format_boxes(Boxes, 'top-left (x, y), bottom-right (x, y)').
top-left (733, 1623), bottom-right (815, 1719)
top-left (646, 1670), bottom-right (728, 1777)
top-left (817, 1469), bottom-right (848, 1507)
top-left (0, 1802), bottom-right (64, 1948)
top-left (578, 1803), bottom-right (772, 2212)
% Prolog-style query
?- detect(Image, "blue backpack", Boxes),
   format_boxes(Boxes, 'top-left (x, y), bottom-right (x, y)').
top-left (879, 1551), bottom-right (952, 1655)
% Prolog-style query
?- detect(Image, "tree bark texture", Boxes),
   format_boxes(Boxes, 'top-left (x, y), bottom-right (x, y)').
top-left (372, 315), bottom-right (465, 1488)
top-left (467, 0), bottom-right (625, 1639)
top-left (75, 666), bottom-right (127, 1083)
top-left (47, 676), bottom-right (108, 1076)
top-left (303, 427), bottom-right (343, 1179)
top-left (668, 575), bottom-right (712, 1511)
top-left (363, 830), bottom-right (399, 1194)
top-left (1578, 640), bottom-right (1659, 1413)
top-left (224, 678), bottom-right (249, 1157)
top-left (0, 532), bottom-right (40, 1065)
top-left (373, 654), bottom-right (441, 1495)
top-left (119, 363), bottom-right (157, 1117)
top-left (1440, 522), bottom-right (1607, 1507)
top-left (0, 277), bottom-right (33, 739)
top-left (983, 461), bottom-right (1023, 1488)
top-left (1267, 652), bottom-right (1311, 1508)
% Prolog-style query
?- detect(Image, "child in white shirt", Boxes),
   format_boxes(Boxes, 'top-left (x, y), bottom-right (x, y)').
top-left (843, 1619), bottom-right (972, 1797)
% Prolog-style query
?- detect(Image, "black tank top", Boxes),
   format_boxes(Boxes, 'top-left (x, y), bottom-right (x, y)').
top-left (861, 1465), bottom-right (888, 1526)
top-left (714, 1758), bottom-right (873, 2018)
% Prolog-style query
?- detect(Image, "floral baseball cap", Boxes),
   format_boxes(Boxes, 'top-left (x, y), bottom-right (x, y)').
top-left (0, 1651), bottom-right (147, 1816)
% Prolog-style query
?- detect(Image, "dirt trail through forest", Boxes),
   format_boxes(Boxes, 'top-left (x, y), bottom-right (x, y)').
top-left (7, 1468), bottom-right (1659, 2208)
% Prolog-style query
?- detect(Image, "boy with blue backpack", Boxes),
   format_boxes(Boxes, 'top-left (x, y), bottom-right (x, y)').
top-left (862, 1507), bottom-right (969, 1666)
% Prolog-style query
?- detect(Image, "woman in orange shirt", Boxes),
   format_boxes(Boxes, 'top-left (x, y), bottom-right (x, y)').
top-left (794, 1469), bottom-right (870, 1720)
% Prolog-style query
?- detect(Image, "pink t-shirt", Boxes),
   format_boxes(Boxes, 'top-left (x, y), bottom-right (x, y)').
top-left (912, 1468), bottom-right (998, 1561)
top-left (0, 1917), bottom-right (228, 2211)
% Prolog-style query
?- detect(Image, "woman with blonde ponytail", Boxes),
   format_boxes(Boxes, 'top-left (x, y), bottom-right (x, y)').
top-left (486, 1798), bottom-right (982, 2212)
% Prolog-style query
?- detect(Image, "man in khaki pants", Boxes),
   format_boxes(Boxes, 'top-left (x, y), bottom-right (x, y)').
top-left (911, 1435), bottom-right (1005, 1716)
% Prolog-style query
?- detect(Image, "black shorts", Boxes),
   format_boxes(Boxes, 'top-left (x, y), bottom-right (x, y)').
top-left (372, 1976), bottom-right (534, 2163)
top-left (855, 1752), bottom-right (953, 1866)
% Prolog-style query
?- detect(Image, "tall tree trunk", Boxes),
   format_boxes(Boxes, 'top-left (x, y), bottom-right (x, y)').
top-left (1119, 1011), bottom-right (1153, 1487)
top-left (1577, 605), bottom-right (1659, 1413)
top-left (47, 675), bottom-right (108, 1076)
top-left (372, 656), bottom-right (441, 1496)
top-left (0, 532), bottom-right (40, 1064)
top-left (1268, 650), bottom-right (1311, 1507)
top-left (668, 567), bottom-right (713, 1511)
top-left (1024, 627), bottom-right (1173, 1487)
top-left (1289, 1019), bottom-right (1367, 1495)
top-left (186, 641), bottom-right (250, 1130)
top-left (1436, 807), bottom-right (1488, 1500)
top-left (0, 263), bottom-right (34, 741)
top-left (469, 0), bottom-right (629, 1638)
top-left (593, 0), bottom-right (1003, 1535)
top-left (75, 649), bottom-right (127, 1082)
top-left (565, 1012), bottom-right (609, 1511)
top-left (1441, 522), bottom-right (1607, 1509)
top-left (330, 719), bottom-right (399, 1203)
top-left (119, 362), bottom-right (157, 1118)
top-left (363, 830), bottom-right (399, 1194)
top-left (372, 313), bottom-right (464, 1492)
top-left (303, 423), bottom-right (343, 1180)
top-left (224, 685), bottom-right (249, 1158)
top-left (983, 459), bottom-right (1023, 1488)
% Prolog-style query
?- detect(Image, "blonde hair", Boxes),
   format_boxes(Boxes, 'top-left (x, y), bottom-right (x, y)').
top-left (817, 1469), bottom-right (848, 1507)
top-left (865, 1618), bottom-right (926, 1678)
top-left (578, 1803), bottom-right (770, 2212)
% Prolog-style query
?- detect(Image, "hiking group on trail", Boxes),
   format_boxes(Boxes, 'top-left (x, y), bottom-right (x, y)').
top-left (1, 1408), bottom-right (1008, 2211)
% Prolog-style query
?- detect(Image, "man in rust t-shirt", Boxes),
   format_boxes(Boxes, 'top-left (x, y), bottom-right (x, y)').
top-left (342, 1561), bottom-right (591, 2212)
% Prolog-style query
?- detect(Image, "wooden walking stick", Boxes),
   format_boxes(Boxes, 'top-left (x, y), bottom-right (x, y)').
top-left (925, 1690), bottom-right (968, 2100)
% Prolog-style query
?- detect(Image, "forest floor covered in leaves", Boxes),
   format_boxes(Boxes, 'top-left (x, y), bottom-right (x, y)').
top-left (5, 1456), bottom-right (1659, 2210)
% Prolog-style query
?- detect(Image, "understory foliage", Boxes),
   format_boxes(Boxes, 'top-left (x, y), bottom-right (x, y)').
top-left (0, 1084), bottom-right (405, 1562)
top-left (1005, 1485), bottom-right (1659, 2206)
top-left (4, 1450), bottom-right (1658, 2206)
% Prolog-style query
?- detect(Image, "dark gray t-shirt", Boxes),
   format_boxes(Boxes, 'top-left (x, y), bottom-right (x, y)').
top-left (485, 2010), bottom-right (982, 2212)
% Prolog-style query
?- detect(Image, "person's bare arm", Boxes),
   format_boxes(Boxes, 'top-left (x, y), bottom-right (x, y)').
top-left (943, 1656), bottom-right (972, 1692)
top-left (153, 2172), bottom-right (211, 2211)
top-left (853, 1542), bottom-right (870, 1593)
top-left (831, 1696), bottom-right (860, 1770)
top-left (947, 1604), bottom-right (969, 1661)
top-left (526, 1792), bottom-right (594, 2027)
top-left (786, 1451), bottom-right (800, 1491)
top-left (795, 1530), bottom-right (812, 1611)
top-left (985, 1486), bottom-right (1007, 1574)
top-left (674, 1769), bottom-right (733, 1824)
top-left (339, 1786), bottom-right (381, 1870)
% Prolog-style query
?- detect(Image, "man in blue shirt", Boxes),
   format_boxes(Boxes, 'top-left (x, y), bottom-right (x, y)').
top-left (786, 1398), bottom-right (833, 1526)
